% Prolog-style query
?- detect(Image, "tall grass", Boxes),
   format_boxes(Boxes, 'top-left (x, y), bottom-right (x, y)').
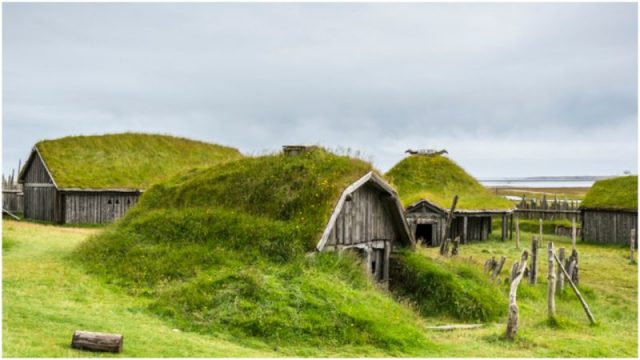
top-left (390, 250), bottom-right (506, 321)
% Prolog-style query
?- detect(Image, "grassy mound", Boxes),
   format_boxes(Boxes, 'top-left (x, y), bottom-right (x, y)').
top-left (35, 133), bottom-right (243, 189)
top-left (390, 250), bottom-right (506, 322)
top-left (385, 155), bottom-right (513, 210)
top-left (76, 149), bottom-right (435, 353)
top-left (581, 176), bottom-right (637, 211)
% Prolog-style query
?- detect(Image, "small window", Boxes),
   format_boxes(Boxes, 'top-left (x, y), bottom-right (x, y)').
top-left (371, 260), bottom-right (377, 274)
top-left (127, 199), bottom-right (131, 205)
top-left (115, 199), bottom-right (120, 204)
top-left (107, 199), bottom-right (112, 204)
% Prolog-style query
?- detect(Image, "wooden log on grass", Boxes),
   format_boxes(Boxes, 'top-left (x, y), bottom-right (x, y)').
top-left (547, 242), bottom-right (556, 317)
top-left (71, 331), bottom-right (123, 353)
top-left (506, 250), bottom-right (529, 340)
top-left (529, 236), bottom-right (538, 284)
top-left (553, 253), bottom-right (596, 325)
top-left (440, 195), bottom-right (458, 256)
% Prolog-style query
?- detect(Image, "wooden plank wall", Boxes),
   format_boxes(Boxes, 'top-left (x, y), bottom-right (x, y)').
top-left (24, 154), bottom-right (53, 184)
top-left (64, 192), bottom-right (139, 224)
top-left (450, 216), bottom-right (492, 242)
top-left (2, 191), bottom-right (23, 213)
top-left (327, 183), bottom-right (398, 246)
top-left (582, 210), bottom-right (637, 245)
top-left (23, 187), bottom-right (56, 221)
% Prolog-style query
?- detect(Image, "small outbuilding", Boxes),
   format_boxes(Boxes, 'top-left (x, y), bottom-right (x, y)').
top-left (18, 133), bottom-right (242, 224)
top-left (385, 152), bottom-right (515, 245)
top-left (316, 171), bottom-right (415, 282)
top-left (580, 175), bottom-right (638, 245)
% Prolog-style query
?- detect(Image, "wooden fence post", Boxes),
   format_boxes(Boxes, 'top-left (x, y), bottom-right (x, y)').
top-left (631, 229), bottom-right (636, 261)
top-left (557, 248), bottom-right (565, 292)
top-left (570, 249), bottom-right (579, 285)
top-left (572, 218), bottom-right (577, 251)
top-left (515, 216), bottom-right (520, 250)
top-left (440, 195), bottom-right (458, 256)
top-left (492, 256), bottom-right (506, 282)
top-left (539, 218), bottom-right (543, 243)
top-left (553, 253), bottom-right (596, 325)
top-left (547, 242), bottom-right (556, 318)
top-left (529, 236), bottom-right (538, 284)
top-left (506, 250), bottom-right (529, 340)
top-left (451, 236), bottom-right (460, 257)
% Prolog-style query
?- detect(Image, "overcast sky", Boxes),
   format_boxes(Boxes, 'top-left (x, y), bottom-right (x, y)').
top-left (3, 3), bottom-right (637, 178)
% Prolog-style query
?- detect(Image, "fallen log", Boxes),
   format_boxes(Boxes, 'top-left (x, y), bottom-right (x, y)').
top-left (71, 331), bottom-right (123, 353)
top-left (426, 324), bottom-right (483, 331)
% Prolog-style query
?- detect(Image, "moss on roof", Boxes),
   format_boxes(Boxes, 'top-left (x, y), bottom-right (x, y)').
top-left (34, 133), bottom-right (243, 189)
top-left (385, 155), bottom-right (514, 211)
top-left (580, 175), bottom-right (638, 211)
top-left (74, 149), bottom-right (436, 349)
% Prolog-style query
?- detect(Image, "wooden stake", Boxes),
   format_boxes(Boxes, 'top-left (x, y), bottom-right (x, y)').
top-left (571, 218), bottom-right (577, 251)
top-left (547, 242), bottom-right (556, 317)
top-left (492, 256), bottom-right (506, 281)
top-left (506, 250), bottom-right (529, 340)
top-left (631, 229), bottom-right (636, 261)
top-left (440, 195), bottom-right (458, 256)
top-left (557, 248), bottom-right (565, 292)
top-left (451, 236), bottom-right (460, 257)
top-left (553, 252), bottom-right (596, 325)
top-left (539, 218), bottom-right (543, 243)
top-left (529, 236), bottom-right (538, 284)
top-left (515, 216), bottom-right (521, 249)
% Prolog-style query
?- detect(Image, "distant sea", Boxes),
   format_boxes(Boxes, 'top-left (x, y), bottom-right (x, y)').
top-left (479, 176), bottom-right (617, 188)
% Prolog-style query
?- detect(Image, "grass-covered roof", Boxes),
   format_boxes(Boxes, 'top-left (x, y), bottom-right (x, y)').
top-left (76, 149), bottom-right (448, 351)
top-left (580, 175), bottom-right (638, 211)
top-left (385, 155), bottom-right (514, 211)
top-left (32, 133), bottom-right (243, 190)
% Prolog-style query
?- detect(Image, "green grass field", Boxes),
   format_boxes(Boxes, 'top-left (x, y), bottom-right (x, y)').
top-left (3, 220), bottom-right (637, 357)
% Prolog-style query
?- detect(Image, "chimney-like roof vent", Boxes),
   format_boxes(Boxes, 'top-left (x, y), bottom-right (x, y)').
top-left (282, 145), bottom-right (309, 156)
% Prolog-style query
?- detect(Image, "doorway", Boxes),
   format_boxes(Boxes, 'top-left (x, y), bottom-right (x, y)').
top-left (416, 224), bottom-right (434, 246)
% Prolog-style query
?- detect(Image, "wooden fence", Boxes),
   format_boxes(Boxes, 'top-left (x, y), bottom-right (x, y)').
top-left (515, 194), bottom-right (581, 221)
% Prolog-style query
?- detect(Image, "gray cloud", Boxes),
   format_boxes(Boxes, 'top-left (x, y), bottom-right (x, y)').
top-left (3, 3), bottom-right (637, 177)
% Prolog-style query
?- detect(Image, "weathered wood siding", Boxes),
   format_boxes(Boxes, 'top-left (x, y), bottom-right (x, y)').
top-left (451, 216), bottom-right (492, 242)
top-left (22, 153), bottom-right (58, 221)
top-left (23, 154), bottom-right (53, 184)
top-left (326, 183), bottom-right (399, 247)
top-left (582, 210), bottom-right (637, 245)
top-left (64, 192), bottom-right (139, 224)
top-left (406, 204), bottom-right (445, 245)
top-left (23, 187), bottom-right (57, 221)
top-left (2, 191), bottom-right (23, 213)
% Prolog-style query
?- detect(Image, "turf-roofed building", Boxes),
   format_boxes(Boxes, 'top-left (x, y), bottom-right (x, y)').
top-left (385, 153), bottom-right (515, 245)
top-left (580, 175), bottom-right (638, 245)
top-left (18, 133), bottom-right (243, 224)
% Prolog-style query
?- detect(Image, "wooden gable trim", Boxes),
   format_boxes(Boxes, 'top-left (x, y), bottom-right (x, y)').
top-left (18, 147), bottom-right (59, 189)
top-left (316, 171), bottom-right (415, 251)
